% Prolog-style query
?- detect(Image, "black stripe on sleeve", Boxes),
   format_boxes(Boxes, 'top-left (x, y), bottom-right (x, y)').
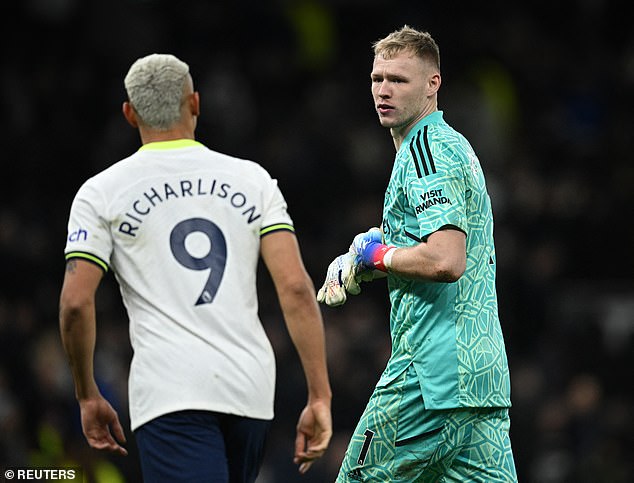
top-left (422, 125), bottom-right (436, 174)
top-left (413, 130), bottom-right (430, 177)
top-left (409, 134), bottom-right (423, 179)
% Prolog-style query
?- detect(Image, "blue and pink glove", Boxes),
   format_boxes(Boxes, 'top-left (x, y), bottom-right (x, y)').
top-left (317, 227), bottom-right (396, 307)
top-left (350, 227), bottom-right (397, 272)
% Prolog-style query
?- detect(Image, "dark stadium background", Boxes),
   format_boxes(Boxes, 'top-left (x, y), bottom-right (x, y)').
top-left (1, 1), bottom-right (632, 481)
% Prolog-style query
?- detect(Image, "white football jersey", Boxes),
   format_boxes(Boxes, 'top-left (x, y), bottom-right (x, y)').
top-left (64, 139), bottom-right (294, 430)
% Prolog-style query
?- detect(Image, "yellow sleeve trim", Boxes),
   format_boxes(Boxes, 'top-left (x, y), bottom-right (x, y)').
top-left (260, 223), bottom-right (295, 237)
top-left (65, 252), bottom-right (109, 272)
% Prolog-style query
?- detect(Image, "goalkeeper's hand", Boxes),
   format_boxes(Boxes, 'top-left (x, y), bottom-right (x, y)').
top-left (350, 227), bottom-right (397, 272)
top-left (316, 252), bottom-right (361, 307)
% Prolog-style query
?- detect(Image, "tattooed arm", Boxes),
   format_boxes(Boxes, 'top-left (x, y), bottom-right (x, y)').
top-left (59, 259), bottom-right (128, 456)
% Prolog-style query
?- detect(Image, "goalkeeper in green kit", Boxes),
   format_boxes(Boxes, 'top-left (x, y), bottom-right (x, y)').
top-left (318, 26), bottom-right (518, 482)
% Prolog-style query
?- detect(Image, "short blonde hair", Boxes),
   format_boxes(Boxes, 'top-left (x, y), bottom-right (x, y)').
top-left (373, 25), bottom-right (440, 70)
top-left (124, 53), bottom-right (190, 130)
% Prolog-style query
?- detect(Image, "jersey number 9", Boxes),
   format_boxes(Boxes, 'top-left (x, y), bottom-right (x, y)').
top-left (169, 217), bottom-right (227, 305)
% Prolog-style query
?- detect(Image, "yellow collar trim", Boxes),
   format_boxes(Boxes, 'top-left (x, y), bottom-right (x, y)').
top-left (139, 139), bottom-right (203, 151)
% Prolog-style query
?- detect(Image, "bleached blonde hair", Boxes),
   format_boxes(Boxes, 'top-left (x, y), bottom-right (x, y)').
top-left (373, 25), bottom-right (440, 70)
top-left (124, 53), bottom-right (190, 130)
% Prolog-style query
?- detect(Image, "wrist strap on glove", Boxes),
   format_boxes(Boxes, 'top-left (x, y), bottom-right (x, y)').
top-left (363, 242), bottom-right (397, 272)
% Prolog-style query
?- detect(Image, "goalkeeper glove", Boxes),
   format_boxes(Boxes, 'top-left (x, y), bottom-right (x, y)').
top-left (350, 227), bottom-right (397, 272)
top-left (316, 252), bottom-right (361, 307)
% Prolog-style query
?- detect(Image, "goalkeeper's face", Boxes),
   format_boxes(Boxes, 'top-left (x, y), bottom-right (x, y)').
top-left (371, 50), bottom-right (439, 134)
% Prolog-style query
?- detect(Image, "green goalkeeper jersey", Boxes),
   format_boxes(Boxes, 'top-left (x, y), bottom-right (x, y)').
top-left (378, 110), bottom-right (511, 409)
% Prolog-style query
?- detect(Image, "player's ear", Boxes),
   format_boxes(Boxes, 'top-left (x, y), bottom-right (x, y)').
top-left (428, 72), bottom-right (441, 96)
top-left (122, 101), bottom-right (139, 128)
top-left (189, 91), bottom-right (200, 118)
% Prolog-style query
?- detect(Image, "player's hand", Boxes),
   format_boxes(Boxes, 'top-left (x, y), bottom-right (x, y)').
top-left (350, 227), bottom-right (396, 272)
top-left (294, 399), bottom-right (332, 474)
top-left (79, 395), bottom-right (128, 456)
top-left (316, 252), bottom-right (362, 307)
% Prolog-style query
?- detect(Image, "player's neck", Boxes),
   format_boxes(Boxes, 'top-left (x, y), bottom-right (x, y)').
top-left (390, 106), bottom-right (437, 151)
top-left (139, 126), bottom-right (195, 145)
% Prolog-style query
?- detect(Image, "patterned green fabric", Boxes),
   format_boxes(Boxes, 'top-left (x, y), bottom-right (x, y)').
top-left (337, 367), bottom-right (517, 482)
top-left (378, 111), bottom-right (511, 409)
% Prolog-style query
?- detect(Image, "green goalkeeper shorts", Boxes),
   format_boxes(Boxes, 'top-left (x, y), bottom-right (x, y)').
top-left (336, 365), bottom-right (517, 482)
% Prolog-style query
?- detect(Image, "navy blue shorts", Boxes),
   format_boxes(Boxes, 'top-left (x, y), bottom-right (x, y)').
top-left (135, 410), bottom-right (271, 483)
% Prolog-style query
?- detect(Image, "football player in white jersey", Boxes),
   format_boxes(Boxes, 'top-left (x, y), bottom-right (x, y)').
top-left (59, 53), bottom-right (332, 482)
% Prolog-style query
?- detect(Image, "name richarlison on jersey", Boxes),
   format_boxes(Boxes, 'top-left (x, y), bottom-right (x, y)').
top-left (119, 177), bottom-right (261, 237)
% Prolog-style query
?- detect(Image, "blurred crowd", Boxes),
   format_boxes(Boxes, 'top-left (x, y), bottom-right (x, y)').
top-left (1, 1), bottom-right (633, 482)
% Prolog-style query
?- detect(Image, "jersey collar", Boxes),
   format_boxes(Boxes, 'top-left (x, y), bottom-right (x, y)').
top-left (138, 139), bottom-right (204, 151)
top-left (401, 110), bottom-right (445, 147)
